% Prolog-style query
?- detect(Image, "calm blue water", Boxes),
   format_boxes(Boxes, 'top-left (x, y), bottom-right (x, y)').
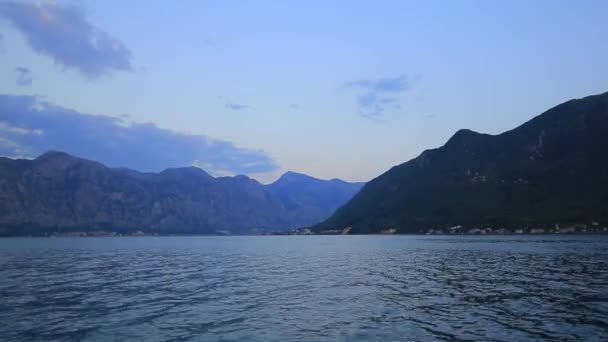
top-left (1, 235), bottom-right (607, 341)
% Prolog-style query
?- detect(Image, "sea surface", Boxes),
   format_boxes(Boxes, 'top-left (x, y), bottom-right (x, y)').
top-left (1, 235), bottom-right (607, 341)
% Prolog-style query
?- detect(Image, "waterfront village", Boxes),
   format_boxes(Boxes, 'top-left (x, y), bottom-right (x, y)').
top-left (295, 222), bottom-right (608, 235)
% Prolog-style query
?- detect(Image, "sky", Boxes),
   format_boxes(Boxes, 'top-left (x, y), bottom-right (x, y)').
top-left (0, 0), bottom-right (607, 183)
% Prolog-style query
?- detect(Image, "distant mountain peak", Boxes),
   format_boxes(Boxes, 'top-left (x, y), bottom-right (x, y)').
top-left (33, 151), bottom-right (103, 171)
top-left (160, 166), bottom-right (213, 180)
top-left (233, 174), bottom-right (259, 183)
top-left (445, 129), bottom-right (487, 147)
top-left (35, 150), bottom-right (75, 161)
top-left (276, 171), bottom-right (317, 182)
top-left (274, 171), bottom-right (360, 185)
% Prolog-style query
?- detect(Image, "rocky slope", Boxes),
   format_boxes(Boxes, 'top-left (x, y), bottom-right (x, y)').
top-left (317, 92), bottom-right (608, 233)
top-left (0, 152), bottom-right (363, 235)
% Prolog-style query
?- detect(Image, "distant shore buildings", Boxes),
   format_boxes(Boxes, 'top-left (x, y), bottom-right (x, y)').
top-left (302, 222), bottom-right (608, 235)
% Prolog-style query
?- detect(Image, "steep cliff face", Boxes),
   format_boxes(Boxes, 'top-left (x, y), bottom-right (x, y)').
top-left (318, 92), bottom-right (608, 233)
top-left (0, 152), bottom-right (363, 235)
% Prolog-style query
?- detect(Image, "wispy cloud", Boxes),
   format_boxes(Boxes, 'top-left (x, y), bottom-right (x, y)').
top-left (343, 74), bottom-right (412, 119)
top-left (202, 37), bottom-right (216, 46)
top-left (218, 96), bottom-right (250, 111)
top-left (225, 101), bottom-right (249, 111)
top-left (289, 104), bottom-right (300, 111)
top-left (0, 1), bottom-right (132, 78)
top-left (0, 94), bottom-right (278, 175)
top-left (344, 75), bottom-right (410, 93)
top-left (15, 66), bottom-right (32, 86)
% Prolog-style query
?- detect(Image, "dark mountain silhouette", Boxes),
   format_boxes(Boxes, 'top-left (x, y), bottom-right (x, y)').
top-left (317, 92), bottom-right (608, 233)
top-left (0, 152), bottom-right (362, 236)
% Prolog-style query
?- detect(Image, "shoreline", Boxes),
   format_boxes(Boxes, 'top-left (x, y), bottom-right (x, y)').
top-left (2, 232), bottom-right (608, 238)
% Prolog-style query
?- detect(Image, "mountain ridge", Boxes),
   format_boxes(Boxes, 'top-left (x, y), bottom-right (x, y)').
top-left (316, 91), bottom-right (608, 233)
top-left (0, 152), bottom-right (363, 236)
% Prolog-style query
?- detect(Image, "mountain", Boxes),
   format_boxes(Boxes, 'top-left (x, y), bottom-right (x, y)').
top-left (317, 92), bottom-right (608, 234)
top-left (0, 152), bottom-right (363, 236)
top-left (267, 171), bottom-right (364, 226)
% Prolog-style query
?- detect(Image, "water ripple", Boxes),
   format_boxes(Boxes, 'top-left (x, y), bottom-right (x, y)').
top-left (1, 235), bottom-right (607, 341)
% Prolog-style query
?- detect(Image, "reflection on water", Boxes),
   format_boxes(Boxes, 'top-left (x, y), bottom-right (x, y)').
top-left (1, 235), bottom-right (607, 341)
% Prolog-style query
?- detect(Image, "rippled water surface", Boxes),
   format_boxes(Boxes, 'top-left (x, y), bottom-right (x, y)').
top-left (1, 236), bottom-right (608, 341)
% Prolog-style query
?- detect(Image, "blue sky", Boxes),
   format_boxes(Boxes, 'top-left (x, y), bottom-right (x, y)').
top-left (0, 0), bottom-right (607, 183)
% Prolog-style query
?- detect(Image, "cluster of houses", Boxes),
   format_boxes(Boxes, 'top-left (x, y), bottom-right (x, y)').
top-left (291, 222), bottom-right (608, 235)
top-left (425, 223), bottom-right (607, 235)
top-left (47, 230), bottom-right (150, 237)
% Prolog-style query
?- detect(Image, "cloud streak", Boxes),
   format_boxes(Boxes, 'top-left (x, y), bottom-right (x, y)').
top-left (15, 66), bottom-right (32, 86)
top-left (343, 74), bottom-right (411, 119)
top-left (0, 94), bottom-right (278, 175)
top-left (0, 1), bottom-right (132, 78)
top-left (225, 101), bottom-right (249, 111)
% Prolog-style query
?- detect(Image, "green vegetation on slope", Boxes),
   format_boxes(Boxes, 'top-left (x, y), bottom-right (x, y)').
top-left (317, 92), bottom-right (608, 233)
